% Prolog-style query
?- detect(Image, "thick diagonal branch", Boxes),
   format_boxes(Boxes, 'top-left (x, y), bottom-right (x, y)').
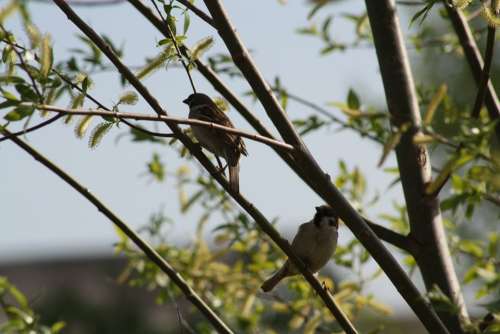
top-left (365, 0), bottom-right (469, 331)
top-left (2, 127), bottom-right (234, 334)
top-left (444, 4), bottom-right (500, 139)
top-left (203, 1), bottom-right (448, 333)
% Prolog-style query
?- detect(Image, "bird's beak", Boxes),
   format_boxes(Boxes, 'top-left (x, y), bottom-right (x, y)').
top-left (182, 98), bottom-right (189, 105)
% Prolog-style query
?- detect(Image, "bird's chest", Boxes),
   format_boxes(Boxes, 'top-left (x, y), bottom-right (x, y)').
top-left (306, 230), bottom-right (337, 271)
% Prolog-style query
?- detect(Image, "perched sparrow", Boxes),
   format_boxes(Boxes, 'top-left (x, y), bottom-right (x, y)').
top-left (183, 93), bottom-right (247, 192)
top-left (261, 205), bottom-right (339, 292)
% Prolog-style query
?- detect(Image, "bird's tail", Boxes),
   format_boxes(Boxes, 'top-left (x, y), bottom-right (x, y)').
top-left (228, 161), bottom-right (240, 193)
top-left (261, 265), bottom-right (289, 292)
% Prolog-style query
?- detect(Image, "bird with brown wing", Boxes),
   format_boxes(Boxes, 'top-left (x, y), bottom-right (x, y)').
top-left (183, 93), bottom-right (247, 193)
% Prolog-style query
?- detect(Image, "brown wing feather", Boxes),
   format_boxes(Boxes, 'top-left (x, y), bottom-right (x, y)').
top-left (195, 102), bottom-right (247, 158)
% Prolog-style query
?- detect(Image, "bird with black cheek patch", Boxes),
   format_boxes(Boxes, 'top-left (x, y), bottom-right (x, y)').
top-left (261, 205), bottom-right (339, 292)
top-left (183, 93), bottom-right (247, 193)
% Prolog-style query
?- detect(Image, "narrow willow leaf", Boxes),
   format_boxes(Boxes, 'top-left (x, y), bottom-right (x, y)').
top-left (8, 285), bottom-right (29, 309)
top-left (0, 0), bottom-right (18, 23)
top-left (181, 190), bottom-right (204, 213)
top-left (423, 84), bottom-right (447, 125)
top-left (191, 37), bottom-right (214, 60)
top-left (377, 123), bottom-right (410, 167)
top-left (183, 11), bottom-right (190, 35)
top-left (213, 97), bottom-right (228, 112)
top-left (136, 49), bottom-right (171, 80)
top-left (452, 0), bottom-right (472, 9)
top-left (64, 114), bottom-right (74, 124)
top-left (118, 91), bottom-right (138, 105)
top-left (71, 92), bottom-right (85, 109)
top-left (89, 122), bottom-right (113, 148)
top-left (409, 2), bottom-right (436, 27)
top-left (347, 88), bottom-right (360, 109)
top-left (26, 24), bottom-right (41, 48)
top-left (425, 155), bottom-right (464, 195)
top-left (329, 101), bottom-right (362, 117)
top-left (74, 114), bottom-right (93, 138)
top-left (482, 4), bottom-right (500, 27)
top-left (412, 133), bottom-right (435, 144)
top-left (40, 34), bottom-right (53, 79)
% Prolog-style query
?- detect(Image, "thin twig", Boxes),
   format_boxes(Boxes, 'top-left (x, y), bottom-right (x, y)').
top-left (52, 3), bottom-right (356, 331)
top-left (34, 104), bottom-right (294, 151)
top-left (363, 218), bottom-right (416, 254)
top-left (281, 90), bottom-right (384, 144)
top-left (471, 4), bottom-right (497, 118)
top-left (120, 118), bottom-right (175, 138)
top-left (149, 0), bottom-right (196, 93)
top-left (2, 127), bottom-right (234, 334)
top-left (0, 114), bottom-right (63, 143)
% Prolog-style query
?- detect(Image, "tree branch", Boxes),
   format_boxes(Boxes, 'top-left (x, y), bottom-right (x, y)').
top-left (52, 2), bottom-right (358, 332)
top-left (1, 127), bottom-right (234, 334)
top-left (444, 3), bottom-right (500, 138)
top-left (471, 5), bottom-right (497, 118)
top-left (175, 0), bottom-right (214, 27)
top-left (365, 0), bottom-right (469, 331)
top-left (363, 218), bottom-right (417, 254)
top-left (203, 1), bottom-right (449, 333)
top-left (0, 114), bottom-right (63, 143)
top-left (34, 104), bottom-right (294, 151)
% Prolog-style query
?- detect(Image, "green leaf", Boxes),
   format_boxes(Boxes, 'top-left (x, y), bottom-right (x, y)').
top-left (128, 127), bottom-right (165, 144)
top-left (40, 34), bottom-right (53, 79)
top-left (0, 99), bottom-right (20, 109)
top-left (74, 115), bottom-right (93, 138)
top-left (459, 240), bottom-right (483, 258)
top-left (423, 84), bottom-right (447, 125)
top-left (136, 48), bottom-right (172, 80)
top-left (88, 122), bottom-right (113, 148)
top-left (4, 105), bottom-right (34, 121)
top-left (3, 90), bottom-right (19, 101)
top-left (308, 0), bottom-right (328, 19)
top-left (183, 10), bottom-right (190, 35)
top-left (8, 285), bottom-right (29, 309)
top-left (15, 83), bottom-right (38, 102)
top-left (410, 1), bottom-right (437, 27)
top-left (479, 298), bottom-right (500, 312)
top-left (147, 153), bottom-right (165, 182)
top-left (71, 92), bottom-right (85, 109)
top-left (427, 284), bottom-right (459, 314)
top-left (347, 88), bottom-right (360, 110)
top-left (378, 123), bottom-right (410, 167)
top-left (181, 189), bottom-right (204, 213)
top-left (118, 91), bottom-right (138, 105)
top-left (51, 321), bottom-right (66, 333)
top-left (191, 36), bottom-right (214, 60)
top-left (440, 193), bottom-right (468, 213)
top-left (425, 153), bottom-right (473, 195)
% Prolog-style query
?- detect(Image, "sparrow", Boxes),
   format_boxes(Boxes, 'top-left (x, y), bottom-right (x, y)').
top-left (261, 205), bottom-right (339, 292)
top-left (183, 93), bottom-right (247, 193)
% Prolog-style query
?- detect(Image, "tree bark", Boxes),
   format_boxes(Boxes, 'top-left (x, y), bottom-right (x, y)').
top-left (365, 1), bottom-right (469, 332)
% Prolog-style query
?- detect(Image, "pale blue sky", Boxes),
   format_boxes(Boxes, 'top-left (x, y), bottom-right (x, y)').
top-left (1, 0), bottom-right (427, 318)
